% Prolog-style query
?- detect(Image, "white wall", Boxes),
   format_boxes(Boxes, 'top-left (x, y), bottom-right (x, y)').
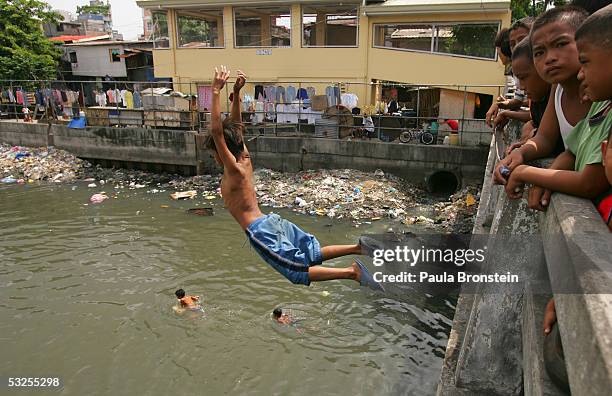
top-left (68, 45), bottom-right (127, 78)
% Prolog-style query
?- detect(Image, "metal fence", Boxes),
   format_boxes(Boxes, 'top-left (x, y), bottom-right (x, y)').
top-left (0, 79), bottom-right (503, 147)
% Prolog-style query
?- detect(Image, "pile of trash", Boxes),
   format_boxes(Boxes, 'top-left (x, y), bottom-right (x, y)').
top-left (1, 142), bottom-right (480, 232)
top-left (431, 186), bottom-right (480, 233)
top-left (253, 168), bottom-right (422, 221)
top-left (1, 144), bottom-right (88, 183)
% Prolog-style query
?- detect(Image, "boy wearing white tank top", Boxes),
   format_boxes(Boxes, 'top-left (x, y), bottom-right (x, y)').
top-left (493, 6), bottom-right (594, 207)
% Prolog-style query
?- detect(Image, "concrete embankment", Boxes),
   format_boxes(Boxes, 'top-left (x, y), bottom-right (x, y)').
top-left (437, 121), bottom-right (612, 395)
top-left (0, 122), bottom-right (488, 191)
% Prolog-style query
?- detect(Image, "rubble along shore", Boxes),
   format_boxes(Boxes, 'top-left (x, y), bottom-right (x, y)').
top-left (1, 143), bottom-right (480, 233)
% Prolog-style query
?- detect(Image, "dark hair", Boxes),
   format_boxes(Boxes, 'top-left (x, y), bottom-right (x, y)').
top-left (204, 119), bottom-right (245, 157)
top-left (510, 17), bottom-right (534, 33)
top-left (575, 4), bottom-right (612, 49)
top-left (175, 289), bottom-right (185, 299)
top-left (272, 308), bottom-right (282, 318)
top-left (532, 5), bottom-right (589, 37)
top-left (495, 28), bottom-right (512, 58)
top-left (512, 37), bottom-right (533, 61)
top-left (571, 0), bottom-right (611, 14)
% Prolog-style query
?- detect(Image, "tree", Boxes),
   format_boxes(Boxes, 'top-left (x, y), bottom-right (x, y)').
top-left (76, 3), bottom-right (110, 17)
top-left (510, 0), bottom-right (568, 20)
top-left (177, 15), bottom-right (211, 46)
top-left (0, 0), bottom-right (62, 82)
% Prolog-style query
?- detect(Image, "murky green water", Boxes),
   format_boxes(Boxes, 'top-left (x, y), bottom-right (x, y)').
top-left (0, 183), bottom-right (454, 395)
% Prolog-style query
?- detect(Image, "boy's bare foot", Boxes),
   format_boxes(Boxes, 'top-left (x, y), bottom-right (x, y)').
top-left (351, 262), bottom-right (361, 282)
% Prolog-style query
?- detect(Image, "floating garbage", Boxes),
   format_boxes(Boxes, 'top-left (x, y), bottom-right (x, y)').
top-left (187, 208), bottom-right (214, 216)
top-left (89, 193), bottom-right (108, 204)
top-left (2, 140), bottom-right (481, 233)
top-left (170, 190), bottom-right (197, 200)
top-left (1, 177), bottom-right (17, 184)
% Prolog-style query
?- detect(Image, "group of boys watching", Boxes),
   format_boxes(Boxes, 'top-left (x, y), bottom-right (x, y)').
top-left (485, 2), bottom-right (612, 335)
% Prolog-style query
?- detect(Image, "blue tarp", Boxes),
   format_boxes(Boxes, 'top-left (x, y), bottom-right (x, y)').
top-left (68, 116), bottom-right (87, 129)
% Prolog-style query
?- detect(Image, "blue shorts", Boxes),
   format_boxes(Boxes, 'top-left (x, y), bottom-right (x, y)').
top-left (246, 214), bottom-right (323, 286)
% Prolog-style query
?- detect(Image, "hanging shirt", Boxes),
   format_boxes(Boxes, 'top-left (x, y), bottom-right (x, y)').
top-left (253, 101), bottom-right (265, 124)
top-left (120, 90), bottom-right (128, 107)
top-left (125, 91), bottom-right (134, 109)
top-left (306, 87), bottom-right (316, 100)
top-left (275, 86), bottom-right (286, 103)
top-left (25, 92), bottom-right (35, 107)
top-left (254, 85), bottom-right (265, 101)
top-left (16, 90), bottom-right (24, 105)
top-left (297, 88), bottom-right (308, 100)
top-left (286, 86), bottom-right (297, 102)
top-left (341, 93), bottom-right (358, 110)
top-left (133, 91), bottom-right (142, 108)
top-left (107, 89), bottom-right (114, 104)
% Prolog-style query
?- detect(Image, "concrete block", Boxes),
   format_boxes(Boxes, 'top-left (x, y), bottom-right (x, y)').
top-left (0, 121), bottom-right (49, 147)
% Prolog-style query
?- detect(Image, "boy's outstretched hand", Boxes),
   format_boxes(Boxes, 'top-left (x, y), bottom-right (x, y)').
top-left (213, 65), bottom-right (231, 93)
top-left (234, 70), bottom-right (247, 92)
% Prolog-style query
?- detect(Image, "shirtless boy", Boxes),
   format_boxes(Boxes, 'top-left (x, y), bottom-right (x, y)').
top-left (204, 66), bottom-right (383, 291)
top-left (175, 289), bottom-right (201, 310)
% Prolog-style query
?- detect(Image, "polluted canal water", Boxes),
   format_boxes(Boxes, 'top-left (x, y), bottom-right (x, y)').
top-left (0, 146), bottom-right (478, 395)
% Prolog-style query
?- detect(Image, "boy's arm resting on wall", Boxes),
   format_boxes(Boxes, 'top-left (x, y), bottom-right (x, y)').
top-left (494, 89), bottom-right (560, 184)
top-left (527, 150), bottom-right (576, 211)
top-left (507, 161), bottom-right (609, 200)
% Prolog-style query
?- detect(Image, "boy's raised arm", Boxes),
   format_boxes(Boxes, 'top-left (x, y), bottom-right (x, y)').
top-left (211, 66), bottom-right (240, 172)
top-left (231, 70), bottom-right (247, 123)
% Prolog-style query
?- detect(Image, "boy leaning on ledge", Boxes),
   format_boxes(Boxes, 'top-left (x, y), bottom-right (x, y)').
top-left (504, 7), bottom-right (611, 213)
top-left (203, 65), bottom-right (383, 291)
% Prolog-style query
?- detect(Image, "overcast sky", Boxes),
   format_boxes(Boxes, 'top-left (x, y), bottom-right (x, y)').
top-left (45, 0), bottom-right (143, 40)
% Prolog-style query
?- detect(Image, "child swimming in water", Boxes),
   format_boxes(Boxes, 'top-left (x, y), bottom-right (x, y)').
top-left (173, 289), bottom-right (202, 313)
top-left (204, 65), bottom-right (383, 291)
top-left (272, 308), bottom-right (292, 324)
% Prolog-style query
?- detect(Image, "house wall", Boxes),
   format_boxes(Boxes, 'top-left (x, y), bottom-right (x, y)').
top-left (149, 3), bottom-right (510, 105)
top-left (69, 45), bottom-right (127, 77)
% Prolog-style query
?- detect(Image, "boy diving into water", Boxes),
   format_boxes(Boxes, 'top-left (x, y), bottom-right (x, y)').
top-left (204, 66), bottom-right (383, 291)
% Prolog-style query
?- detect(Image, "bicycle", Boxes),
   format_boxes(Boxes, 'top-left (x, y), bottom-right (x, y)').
top-left (399, 128), bottom-right (435, 145)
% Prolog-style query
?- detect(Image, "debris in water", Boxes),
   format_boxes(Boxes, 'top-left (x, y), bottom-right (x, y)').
top-left (170, 191), bottom-right (197, 200)
top-left (187, 208), bottom-right (214, 216)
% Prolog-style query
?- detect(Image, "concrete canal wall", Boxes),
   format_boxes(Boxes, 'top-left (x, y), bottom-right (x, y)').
top-left (0, 122), bottom-right (488, 191)
top-left (437, 122), bottom-right (612, 395)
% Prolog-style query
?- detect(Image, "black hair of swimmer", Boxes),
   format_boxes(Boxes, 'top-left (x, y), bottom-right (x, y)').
top-left (575, 4), bottom-right (612, 49)
top-left (175, 289), bottom-right (185, 299)
top-left (273, 308), bottom-right (282, 318)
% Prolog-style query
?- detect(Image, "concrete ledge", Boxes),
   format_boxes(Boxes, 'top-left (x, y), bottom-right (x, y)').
top-left (0, 122), bottom-right (49, 147)
top-left (244, 136), bottom-right (489, 187)
top-left (53, 125), bottom-right (197, 166)
top-left (541, 193), bottom-right (612, 396)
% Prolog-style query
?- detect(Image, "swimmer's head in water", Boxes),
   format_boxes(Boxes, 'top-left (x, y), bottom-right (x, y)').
top-left (273, 308), bottom-right (282, 319)
top-left (175, 289), bottom-right (185, 299)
